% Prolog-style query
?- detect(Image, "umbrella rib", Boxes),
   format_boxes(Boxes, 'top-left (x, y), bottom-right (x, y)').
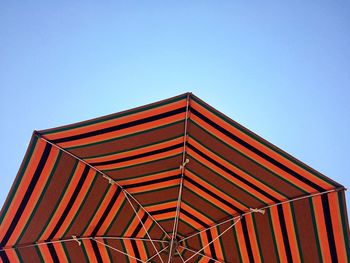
top-left (92, 238), bottom-right (146, 263)
top-left (94, 236), bottom-right (168, 243)
top-left (146, 245), bottom-right (169, 262)
top-left (179, 245), bottom-right (225, 263)
top-left (176, 248), bottom-right (186, 263)
top-left (183, 216), bottom-right (242, 263)
top-left (168, 93), bottom-right (191, 263)
top-left (179, 214), bottom-right (242, 243)
top-left (0, 236), bottom-right (167, 252)
top-left (34, 132), bottom-right (170, 239)
top-left (123, 190), bottom-right (164, 263)
top-left (180, 187), bottom-right (345, 243)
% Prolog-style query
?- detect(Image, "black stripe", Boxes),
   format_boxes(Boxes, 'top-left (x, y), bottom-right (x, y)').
top-left (124, 174), bottom-right (181, 189)
top-left (185, 175), bottom-right (243, 213)
top-left (0, 250), bottom-right (10, 263)
top-left (1, 143), bottom-right (52, 247)
top-left (241, 217), bottom-right (255, 263)
top-left (131, 240), bottom-right (142, 263)
top-left (131, 213), bottom-right (148, 237)
top-left (206, 230), bottom-right (218, 260)
top-left (52, 107), bottom-right (187, 143)
top-left (192, 108), bottom-right (325, 192)
top-left (181, 209), bottom-right (209, 228)
top-left (277, 206), bottom-right (293, 263)
top-left (149, 207), bottom-right (176, 216)
top-left (47, 243), bottom-right (60, 263)
top-left (47, 165), bottom-right (90, 240)
top-left (91, 143), bottom-right (183, 166)
top-left (91, 239), bottom-right (103, 263)
top-left (321, 195), bottom-right (338, 263)
top-left (188, 143), bottom-right (280, 203)
top-left (91, 187), bottom-right (121, 236)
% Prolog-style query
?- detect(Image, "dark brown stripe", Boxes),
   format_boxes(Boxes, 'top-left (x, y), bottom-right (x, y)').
top-left (52, 107), bottom-right (186, 144)
top-left (90, 143), bottom-right (183, 166)
top-left (321, 195), bottom-right (338, 262)
top-left (191, 107), bottom-right (325, 192)
top-left (47, 165), bottom-right (90, 240)
top-left (187, 143), bottom-right (280, 203)
top-left (1, 143), bottom-right (52, 247)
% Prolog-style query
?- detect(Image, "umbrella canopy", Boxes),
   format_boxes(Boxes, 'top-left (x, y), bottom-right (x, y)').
top-left (0, 93), bottom-right (349, 262)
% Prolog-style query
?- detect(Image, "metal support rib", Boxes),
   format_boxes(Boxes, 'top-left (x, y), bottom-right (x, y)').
top-left (35, 133), bottom-right (169, 239)
top-left (92, 238), bottom-right (146, 262)
top-left (123, 190), bottom-right (164, 263)
top-left (176, 248), bottom-right (186, 263)
top-left (180, 187), bottom-right (344, 244)
top-left (184, 216), bottom-right (242, 263)
top-left (0, 236), bottom-right (168, 252)
top-left (146, 245), bottom-right (169, 262)
top-left (179, 245), bottom-right (225, 263)
top-left (168, 93), bottom-right (191, 262)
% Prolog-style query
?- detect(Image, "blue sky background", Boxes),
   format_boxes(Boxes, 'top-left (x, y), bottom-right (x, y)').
top-left (0, 1), bottom-right (349, 217)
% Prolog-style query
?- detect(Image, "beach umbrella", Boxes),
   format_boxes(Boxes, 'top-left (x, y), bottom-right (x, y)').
top-left (0, 93), bottom-right (349, 262)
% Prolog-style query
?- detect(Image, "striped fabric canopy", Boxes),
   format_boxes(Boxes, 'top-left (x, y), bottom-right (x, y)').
top-left (0, 93), bottom-right (349, 263)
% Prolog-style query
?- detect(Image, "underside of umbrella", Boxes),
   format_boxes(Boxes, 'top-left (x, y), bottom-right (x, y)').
top-left (0, 93), bottom-right (349, 262)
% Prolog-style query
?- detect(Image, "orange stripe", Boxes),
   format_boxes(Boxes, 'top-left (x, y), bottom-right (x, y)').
top-left (235, 221), bottom-right (250, 262)
top-left (210, 227), bottom-right (225, 260)
top-left (137, 216), bottom-right (153, 238)
top-left (199, 232), bottom-right (211, 257)
top-left (96, 148), bottom-right (182, 170)
top-left (186, 170), bottom-right (247, 212)
top-left (152, 212), bottom-right (175, 221)
top-left (282, 204), bottom-right (301, 262)
top-left (98, 194), bottom-right (126, 235)
top-left (185, 179), bottom-right (237, 215)
top-left (145, 201), bottom-right (178, 213)
top-left (127, 178), bottom-right (180, 194)
top-left (57, 113), bottom-right (186, 148)
top-left (82, 186), bottom-right (116, 236)
top-left (124, 240), bottom-right (138, 263)
top-left (95, 240), bottom-right (110, 262)
top-left (136, 240), bottom-right (148, 260)
top-left (328, 192), bottom-right (348, 261)
top-left (192, 101), bottom-right (333, 190)
top-left (7, 147), bottom-right (59, 245)
top-left (187, 148), bottom-right (272, 204)
top-left (0, 139), bottom-right (46, 240)
top-left (55, 169), bottom-right (96, 237)
top-left (144, 201), bottom-right (177, 221)
top-left (270, 206), bottom-right (288, 262)
top-left (179, 213), bottom-right (203, 230)
top-left (39, 162), bottom-right (86, 240)
top-left (118, 169), bottom-right (179, 185)
top-left (312, 196), bottom-right (332, 262)
top-left (82, 240), bottom-right (98, 263)
top-left (37, 245), bottom-right (54, 263)
top-left (3, 249), bottom-right (20, 263)
top-left (181, 203), bottom-right (214, 226)
top-left (191, 113), bottom-right (317, 193)
top-left (85, 137), bottom-right (183, 163)
top-left (124, 210), bottom-right (146, 237)
top-left (188, 137), bottom-right (286, 201)
top-left (53, 243), bottom-right (69, 262)
top-left (245, 216), bottom-right (262, 261)
top-left (46, 99), bottom-right (187, 140)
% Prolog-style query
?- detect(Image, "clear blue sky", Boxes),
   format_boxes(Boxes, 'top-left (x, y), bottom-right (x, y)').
top-left (1, 1), bottom-right (349, 216)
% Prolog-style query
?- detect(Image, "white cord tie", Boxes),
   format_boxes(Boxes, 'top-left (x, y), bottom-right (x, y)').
top-left (180, 159), bottom-right (190, 170)
top-left (72, 236), bottom-right (81, 246)
top-left (103, 174), bottom-right (115, 185)
top-left (250, 208), bottom-right (265, 215)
